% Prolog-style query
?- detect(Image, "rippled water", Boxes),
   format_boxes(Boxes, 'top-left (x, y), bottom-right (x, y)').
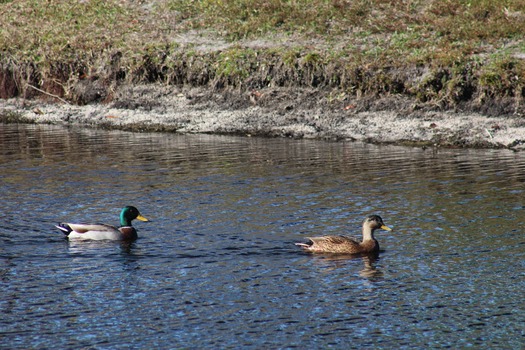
top-left (1, 123), bottom-right (525, 349)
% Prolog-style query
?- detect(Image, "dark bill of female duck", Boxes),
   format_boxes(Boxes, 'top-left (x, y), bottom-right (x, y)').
top-left (55, 206), bottom-right (149, 241)
top-left (295, 214), bottom-right (392, 254)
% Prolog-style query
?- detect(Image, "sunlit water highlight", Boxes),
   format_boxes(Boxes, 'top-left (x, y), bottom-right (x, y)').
top-left (1, 123), bottom-right (525, 348)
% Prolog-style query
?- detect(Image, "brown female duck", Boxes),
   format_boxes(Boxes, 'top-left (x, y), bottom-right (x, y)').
top-left (295, 214), bottom-right (392, 254)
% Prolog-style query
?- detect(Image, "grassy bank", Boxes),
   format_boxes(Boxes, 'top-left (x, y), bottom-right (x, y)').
top-left (1, 0), bottom-right (525, 114)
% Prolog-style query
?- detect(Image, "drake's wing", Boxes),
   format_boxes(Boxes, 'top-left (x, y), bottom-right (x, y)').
top-left (66, 223), bottom-right (118, 234)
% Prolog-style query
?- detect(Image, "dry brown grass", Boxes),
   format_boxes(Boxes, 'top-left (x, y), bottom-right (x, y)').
top-left (1, 0), bottom-right (524, 110)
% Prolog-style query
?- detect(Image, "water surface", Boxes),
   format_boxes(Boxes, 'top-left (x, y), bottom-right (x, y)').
top-left (1, 124), bottom-right (525, 349)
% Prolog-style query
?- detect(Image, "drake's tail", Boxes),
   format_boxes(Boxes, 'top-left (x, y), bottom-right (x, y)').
top-left (55, 223), bottom-right (73, 236)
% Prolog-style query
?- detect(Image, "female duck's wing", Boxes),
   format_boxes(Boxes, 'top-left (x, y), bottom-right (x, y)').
top-left (310, 235), bottom-right (358, 245)
top-left (296, 235), bottom-right (360, 253)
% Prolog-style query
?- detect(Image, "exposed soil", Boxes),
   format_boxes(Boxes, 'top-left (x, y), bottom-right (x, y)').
top-left (1, 83), bottom-right (524, 150)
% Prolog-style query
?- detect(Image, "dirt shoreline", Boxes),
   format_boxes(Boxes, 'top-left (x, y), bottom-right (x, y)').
top-left (1, 84), bottom-right (524, 151)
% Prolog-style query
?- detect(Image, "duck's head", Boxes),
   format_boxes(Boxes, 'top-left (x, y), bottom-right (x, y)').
top-left (363, 215), bottom-right (392, 232)
top-left (120, 206), bottom-right (149, 226)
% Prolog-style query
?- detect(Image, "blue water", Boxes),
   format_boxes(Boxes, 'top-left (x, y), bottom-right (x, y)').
top-left (1, 123), bottom-right (525, 349)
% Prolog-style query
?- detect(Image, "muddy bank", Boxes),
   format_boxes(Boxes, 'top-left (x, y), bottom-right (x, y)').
top-left (1, 84), bottom-right (524, 150)
top-left (2, 1), bottom-right (525, 150)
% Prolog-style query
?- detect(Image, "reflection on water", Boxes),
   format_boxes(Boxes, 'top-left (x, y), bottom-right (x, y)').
top-left (1, 123), bottom-right (525, 348)
top-left (306, 253), bottom-right (384, 282)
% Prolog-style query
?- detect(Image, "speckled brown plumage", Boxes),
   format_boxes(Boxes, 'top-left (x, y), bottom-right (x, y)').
top-left (295, 215), bottom-right (392, 254)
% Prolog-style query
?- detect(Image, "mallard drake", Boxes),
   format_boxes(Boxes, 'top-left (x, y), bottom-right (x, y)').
top-left (55, 206), bottom-right (149, 241)
top-left (295, 215), bottom-right (392, 254)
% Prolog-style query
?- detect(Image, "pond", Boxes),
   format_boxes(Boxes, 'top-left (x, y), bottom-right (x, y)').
top-left (1, 123), bottom-right (525, 348)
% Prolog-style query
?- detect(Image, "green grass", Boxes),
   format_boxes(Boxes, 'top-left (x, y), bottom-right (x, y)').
top-left (1, 0), bottom-right (525, 107)
top-left (1, 1), bottom-right (136, 60)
